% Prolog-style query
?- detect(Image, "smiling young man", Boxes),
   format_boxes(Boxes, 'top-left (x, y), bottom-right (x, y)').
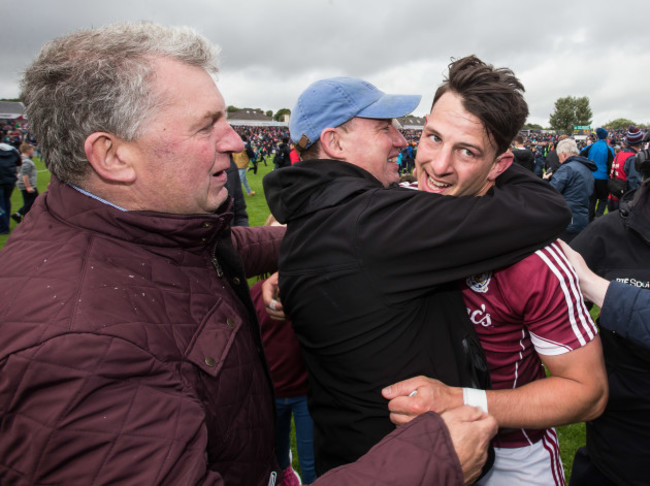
top-left (383, 56), bottom-right (608, 486)
top-left (263, 75), bottom-right (572, 480)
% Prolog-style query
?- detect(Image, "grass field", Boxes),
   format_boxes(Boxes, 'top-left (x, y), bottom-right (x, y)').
top-left (0, 156), bottom-right (590, 479)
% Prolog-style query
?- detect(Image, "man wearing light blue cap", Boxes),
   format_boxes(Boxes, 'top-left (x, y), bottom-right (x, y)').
top-left (263, 76), bottom-right (570, 480)
top-left (289, 76), bottom-right (420, 186)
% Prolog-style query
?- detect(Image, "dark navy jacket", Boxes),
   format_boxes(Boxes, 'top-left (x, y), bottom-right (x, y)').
top-left (549, 155), bottom-right (596, 234)
top-left (0, 142), bottom-right (20, 186)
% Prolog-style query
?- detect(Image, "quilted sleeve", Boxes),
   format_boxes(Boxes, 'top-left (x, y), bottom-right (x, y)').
top-left (0, 333), bottom-right (224, 486)
top-left (312, 412), bottom-right (463, 485)
top-left (231, 225), bottom-right (285, 278)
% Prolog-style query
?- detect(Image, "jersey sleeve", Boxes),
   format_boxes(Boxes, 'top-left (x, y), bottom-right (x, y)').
top-left (499, 241), bottom-right (598, 356)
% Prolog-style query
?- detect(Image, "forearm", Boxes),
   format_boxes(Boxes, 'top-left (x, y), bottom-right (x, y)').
top-left (488, 338), bottom-right (607, 428)
top-left (484, 376), bottom-right (606, 428)
top-left (21, 174), bottom-right (32, 190)
top-left (426, 376), bottom-right (604, 429)
top-left (313, 412), bottom-right (464, 486)
top-left (578, 271), bottom-right (610, 308)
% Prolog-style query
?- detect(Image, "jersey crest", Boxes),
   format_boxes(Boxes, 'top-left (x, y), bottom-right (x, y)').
top-left (466, 271), bottom-right (492, 293)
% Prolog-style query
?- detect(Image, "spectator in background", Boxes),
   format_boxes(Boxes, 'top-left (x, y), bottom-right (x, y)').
top-left (581, 127), bottom-right (614, 221)
top-left (545, 134), bottom-right (568, 175)
top-left (544, 138), bottom-right (596, 242)
top-left (512, 134), bottom-right (534, 172)
top-left (244, 135), bottom-right (259, 175)
top-left (532, 144), bottom-right (546, 177)
top-left (607, 125), bottom-right (644, 211)
top-left (274, 136), bottom-right (291, 169)
top-left (0, 140), bottom-right (20, 234)
top-left (289, 142), bottom-right (300, 164)
top-left (225, 155), bottom-right (250, 226)
top-left (233, 136), bottom-right (256, 196)
top-left (11, 143), bottom-right (39, 223)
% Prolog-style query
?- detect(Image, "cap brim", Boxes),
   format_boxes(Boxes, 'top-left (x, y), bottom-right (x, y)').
top-left (357, 94), bottom-right (422, 119)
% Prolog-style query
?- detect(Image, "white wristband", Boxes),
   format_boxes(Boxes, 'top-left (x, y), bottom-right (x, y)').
top-left (462, 388), bottom-right (488, 414)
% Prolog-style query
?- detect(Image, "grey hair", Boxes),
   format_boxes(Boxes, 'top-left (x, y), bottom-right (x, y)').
top-left (20, 22), bottom-right (220, 183)
top-left (556, 138), bottom-right (579, 157)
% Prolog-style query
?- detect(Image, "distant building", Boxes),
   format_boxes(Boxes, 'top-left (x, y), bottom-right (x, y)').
top-left (0, 101), bottom-right (25, 119)
top-left (227, 108), bottom-right (287, 127)
top-left (395, 115), bottom-right (425, 130)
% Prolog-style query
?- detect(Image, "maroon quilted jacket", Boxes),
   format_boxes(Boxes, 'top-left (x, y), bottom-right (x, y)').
top-left (0, 178), bottom-right (284, 485)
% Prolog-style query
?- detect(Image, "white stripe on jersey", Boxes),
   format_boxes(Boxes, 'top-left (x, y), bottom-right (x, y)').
top-left (529, 331), bottom-right (573, 356)
top-left (546, 242), bottom-right (595, 339)
top-left (513, 329), bottom-right (525, 388)
top-left (477, 428), bottom-right (566, 485)
top-left (541, 428), bottom-right (566, 486)
top-left (534, 243), bottom-right (595, 347)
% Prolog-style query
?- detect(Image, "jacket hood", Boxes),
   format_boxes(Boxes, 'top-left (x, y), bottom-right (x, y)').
top-left (263, 159), bottom-right (384, 223)
top-left (621, 183), bottom-right (650, 244)
top-left (0, 143), bottom-right (18, 156)
top-left (0, 142), bottom-right (16, 151)
top-left (565, 155), bottom-right (597, 171)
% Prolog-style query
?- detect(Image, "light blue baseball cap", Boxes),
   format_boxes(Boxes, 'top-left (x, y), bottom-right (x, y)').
top-left (290, 77), bottom-right (421, 149)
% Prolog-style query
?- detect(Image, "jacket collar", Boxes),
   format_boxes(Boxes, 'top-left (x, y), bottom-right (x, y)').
top-left (46, 176), bottom-right (234, 253)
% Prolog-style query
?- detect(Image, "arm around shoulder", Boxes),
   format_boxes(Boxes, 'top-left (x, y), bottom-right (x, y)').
top-left (313, 407), bottom-right (496, 486)
top-left (312, 412), bottom-right (464, 486)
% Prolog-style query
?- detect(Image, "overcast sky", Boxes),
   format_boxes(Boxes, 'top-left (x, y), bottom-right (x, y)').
top-left (2, 0), bottom-right (649, 128)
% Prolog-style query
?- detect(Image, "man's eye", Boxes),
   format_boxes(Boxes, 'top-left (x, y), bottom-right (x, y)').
top-left (461, 148), bottom-right (475, 158)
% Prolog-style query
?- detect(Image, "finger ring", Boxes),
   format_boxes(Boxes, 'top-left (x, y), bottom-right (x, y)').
top-left (269, 299), bottom-right (278, 311)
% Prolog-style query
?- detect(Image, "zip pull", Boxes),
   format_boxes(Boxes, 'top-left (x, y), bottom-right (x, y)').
top-left (211, 256), bottom-right (224, 277)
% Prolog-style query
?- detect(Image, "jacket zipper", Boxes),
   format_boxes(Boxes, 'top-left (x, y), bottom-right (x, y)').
top-left (211, 244), bottom-right (224, 277)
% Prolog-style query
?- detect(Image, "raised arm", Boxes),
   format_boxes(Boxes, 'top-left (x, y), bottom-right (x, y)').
top-left (366, 163), bottom-right (571, 292)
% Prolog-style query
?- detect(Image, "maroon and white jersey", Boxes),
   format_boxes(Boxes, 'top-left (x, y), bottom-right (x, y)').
top-left (461, 241), bottom-right (597, 448)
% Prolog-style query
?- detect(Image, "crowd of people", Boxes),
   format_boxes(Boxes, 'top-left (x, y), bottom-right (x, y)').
top-left (0, 21), bottom-right (649, 486)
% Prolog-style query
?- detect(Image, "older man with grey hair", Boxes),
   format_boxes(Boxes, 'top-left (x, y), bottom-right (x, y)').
top-left (0, 22), bottom-right (505, 486)
top-left (544, 137), bottom-right (597, 241)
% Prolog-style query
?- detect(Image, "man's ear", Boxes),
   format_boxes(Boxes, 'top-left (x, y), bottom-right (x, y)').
top-left (319, 127), bottom-right (345, 160)
top-left (84, 132), bottom-right (136, 183)
top-left (488, 151), bottom-right (514, 181)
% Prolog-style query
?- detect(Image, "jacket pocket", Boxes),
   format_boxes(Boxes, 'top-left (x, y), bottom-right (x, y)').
top-left (184, 296), bottom-right (243, 378)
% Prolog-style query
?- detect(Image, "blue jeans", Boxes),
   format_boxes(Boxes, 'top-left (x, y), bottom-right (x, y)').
top-left (275, 396), bottom-right (316, 484)
top-left (238, 168), bottom-right (252, 195)
top-left (0, 183), bottom-right (14, 233)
